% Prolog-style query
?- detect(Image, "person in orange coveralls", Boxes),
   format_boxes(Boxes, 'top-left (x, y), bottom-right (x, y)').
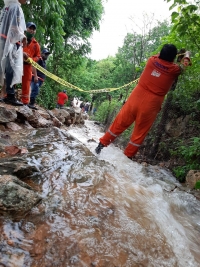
top-left (22, 21), bottom-right (40, 104)
top-left (95, 44), bottom-right (191, 158)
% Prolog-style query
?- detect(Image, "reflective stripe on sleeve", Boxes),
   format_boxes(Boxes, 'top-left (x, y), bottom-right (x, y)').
top-left (108, 129), bottom-right (118, 137)
top-left (129, 141), bottom-right (141, 147)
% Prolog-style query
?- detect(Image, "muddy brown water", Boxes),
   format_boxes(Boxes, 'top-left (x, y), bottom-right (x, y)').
top-left (0, 126), bottom-right (200, 267)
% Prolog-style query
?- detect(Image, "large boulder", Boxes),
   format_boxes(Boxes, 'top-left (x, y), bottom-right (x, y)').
top-left (6, 121), bottom-right (22, 131)
top-left (37, 109), bottom-right (51, 120)
top-left (0, 106), bottom-right (17, 123)
top-left (0, 175), bottom-right (41, 217)
top-left (186, 170), bottom-right (200, 189)
top-left (51, 108), bottom-right (70, 125)
top-left (165, 115), bottom-right (190, 137)
top-left (0, 157), bottom-right (39, 179)
top-left (17, 106), bottom-right (53, 128)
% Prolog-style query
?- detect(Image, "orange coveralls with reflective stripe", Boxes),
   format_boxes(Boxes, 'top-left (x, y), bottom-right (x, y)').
top-left (100, 55), bottom-right (181, 158)
top-left (22, 38), bottom-right (40, 104)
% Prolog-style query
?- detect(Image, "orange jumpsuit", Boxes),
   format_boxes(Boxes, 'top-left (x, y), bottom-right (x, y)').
top-left (22, 38), bottom-right (40, 104)
top-left (100, 55), bottom-right (181, 158)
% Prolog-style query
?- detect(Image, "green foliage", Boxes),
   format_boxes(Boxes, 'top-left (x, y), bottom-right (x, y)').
top-left (37, 81), bottom-right (56, 110)
top-left (94, 99), bottom-right (122, 124)
top-left (171, 137), bottom-right (200, 181)
top-left (167, 0), bottom-right (200, 51)
top-left (0, 0), bottom-right (104, 52)
top-left (195, 180), bottom-right (200, 190)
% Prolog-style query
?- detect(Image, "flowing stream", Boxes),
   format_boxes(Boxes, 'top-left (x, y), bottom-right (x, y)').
top-left (0, 120), bottom-right (200, 267)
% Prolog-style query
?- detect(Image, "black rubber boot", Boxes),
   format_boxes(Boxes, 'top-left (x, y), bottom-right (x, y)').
top-left (3, 94), bottom-right (23, 106)
top-left (95, 142), bottom-right (105, 154)
top-left (28, 97), bottom-right (38, 110)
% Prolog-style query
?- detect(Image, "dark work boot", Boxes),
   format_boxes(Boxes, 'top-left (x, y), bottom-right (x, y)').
top-left (3, 94), bottom-right (23, 106)
top-left (28, 97), bottom-right (38, 110)
top-left (95, 142), bottom-right (105, 154)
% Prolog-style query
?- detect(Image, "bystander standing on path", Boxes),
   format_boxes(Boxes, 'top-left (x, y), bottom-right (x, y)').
top-left (22, 21), bottom-right (40, 105)
top-left (0, 0), bottom-right (27, 106)
top-left (29, 48), bottom-right (51, 109)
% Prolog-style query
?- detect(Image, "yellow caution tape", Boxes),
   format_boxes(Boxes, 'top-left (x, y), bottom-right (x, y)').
top-left (26, 57), bottom-right (139, 94)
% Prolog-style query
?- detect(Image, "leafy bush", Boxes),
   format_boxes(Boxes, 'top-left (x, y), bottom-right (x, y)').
top-left (94, 100), bottom-right (122, 125)
top-left (171, 137), bottom-right (200, 181)
top-left (37, 81), bottom-right (57, 110)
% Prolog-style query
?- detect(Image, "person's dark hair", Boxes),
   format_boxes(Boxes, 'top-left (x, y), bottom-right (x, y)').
top-left (158, 44), bottom-right (177, 62)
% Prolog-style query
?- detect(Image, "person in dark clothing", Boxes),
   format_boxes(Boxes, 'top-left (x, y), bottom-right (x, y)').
top-left (29, 48), bottom-right (51, 109)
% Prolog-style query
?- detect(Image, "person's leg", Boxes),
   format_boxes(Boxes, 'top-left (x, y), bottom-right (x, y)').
top-left (124, 109), bottom-right (159, 158)
top-left (4, 57), bottom-right (23, 106)
top-left (100, 102), bottom-right (136, 146)
top-left (5, 57), bottom-right (15, 95)
top-left (30, 79), bottom-right (43, 100)
top-left (95, 102), bottom-right (136, 154)
top-left (29, 78), bottom-right (41, 109)
top-left (21, 64), bottom-right (32, 104)
top-left (56, 103), bottom-right (62, 109)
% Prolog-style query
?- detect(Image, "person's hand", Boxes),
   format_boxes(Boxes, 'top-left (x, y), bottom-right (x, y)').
top-left (34, 76), bottom-right (38, 83)
top-left (177, 48), bottom-right (186, 62)
top-left (23, 52), bottom-right (29, 61)
top-left (185, 51), bottom-right (191, 58)
top-left (22, 36), bottom-right (27, 47)
top-left (183, 58), bottom-right (190, 66)
top-left (183, 51), bottom-right (192, 66)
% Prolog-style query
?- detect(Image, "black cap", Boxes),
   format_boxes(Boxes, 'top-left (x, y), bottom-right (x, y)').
top-left (26, 22), bottom-right (36, 30)
top-left (63, 90), bottom-right (66, 93)
top-left (42, 48), bottom-right (51, 55)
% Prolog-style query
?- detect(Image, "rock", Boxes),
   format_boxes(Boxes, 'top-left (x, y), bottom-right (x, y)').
top-left (194, 191), bottom-right (200, 200)
top-left (37, 109), bottom-right (51, 120)
top-left (17, 105), bottom-right (34, 121)
top-left (0, 158), bottom-right (39, 179)
top-left (6, 122), bottom-right (22, 131)
top-left (5, 145), bottom-right (22, 155)
top-left (17, 106), bottom-right (52, 128)
top-left (186, 170), bottom-right (200, 189)
top-left (165, 115), bottom-right (190, 137)
top-left (51, 108), bottom-right (71, 125)
top-left (24, 120), bottom-right (34, 129)
top-left (0, 124), bottom-right (6, 131)
top-left (0, 175), bottom-right (41, 217)
top-left (0, 102), bottom-right (88, 130)
top-left (36, 115), bottom-right (53, 128)
top-left (52, 117), bottom-right (62, 128)
top-left (82, 113), bottom-right (89, 120)
top-left (0, 133), bottom-right (12, 151)
top-left (45, 110), bottom-right (55, 118)
top-left (64, 107), bottom-right (76, 118)
top-left (0, 106), bottom-right (17, 123)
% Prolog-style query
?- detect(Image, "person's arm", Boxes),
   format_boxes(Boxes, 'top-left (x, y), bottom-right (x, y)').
top-left (32, 43), bottom-right (41, 62)
top-left (22, 36), bottom-right (27, 47)
top-left (8, 6), bottom-right (26, 44)
top-left (23, 52), bottom-right (29, 61)
top-left (178, 51), bottom-right (191, 73)
top-left (32, 67), bottom-right (38, 83)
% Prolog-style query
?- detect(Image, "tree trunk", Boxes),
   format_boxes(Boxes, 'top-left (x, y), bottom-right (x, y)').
top-left (149, 79), bottom-right (178, 159)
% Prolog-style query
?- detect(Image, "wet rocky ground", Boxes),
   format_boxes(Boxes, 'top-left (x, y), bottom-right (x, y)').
top-left (0, 118), bottom-right (200, 266)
